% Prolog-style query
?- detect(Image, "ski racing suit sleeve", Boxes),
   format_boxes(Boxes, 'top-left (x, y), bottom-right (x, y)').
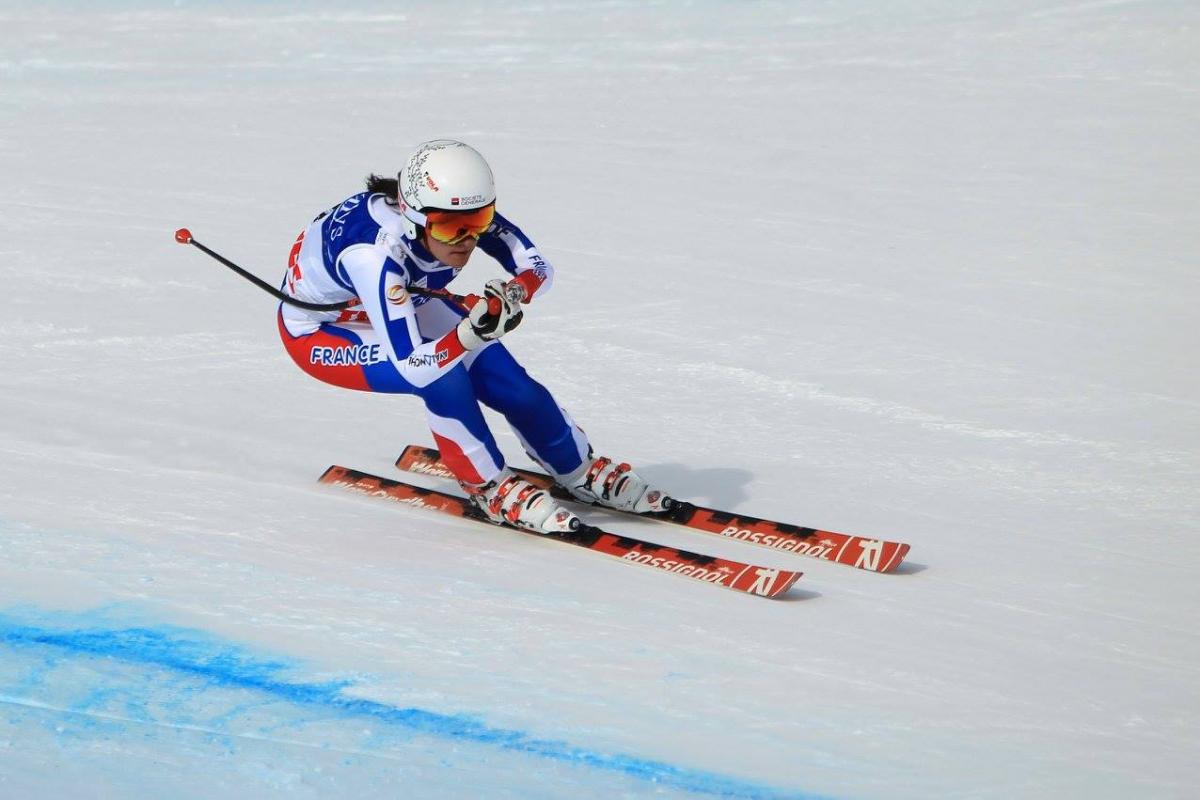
top-left (337, 244), bottom-right (469, 389)
top-left (478, 212), bottom-right (554, 301)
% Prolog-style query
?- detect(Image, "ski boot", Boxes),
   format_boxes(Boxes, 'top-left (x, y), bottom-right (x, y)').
top-left (465, 470), bottom-right (581, 534)
top-left (558, 455), bottom-right (673, 514)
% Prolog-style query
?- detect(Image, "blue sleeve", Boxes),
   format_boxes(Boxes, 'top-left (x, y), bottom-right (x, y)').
top-left (478, 212), bottom-right (555, 298)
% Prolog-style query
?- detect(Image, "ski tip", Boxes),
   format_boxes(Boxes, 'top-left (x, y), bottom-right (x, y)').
top-left (732, 566), bottom-right (804, 599)
top-left (775, 571), bottom-right (803, 597)
top-left (880, 543), bottom-right (912, 573)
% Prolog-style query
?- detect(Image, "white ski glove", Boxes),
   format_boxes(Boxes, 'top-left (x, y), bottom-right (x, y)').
top-left (457, 279), bottom-right (524, 350)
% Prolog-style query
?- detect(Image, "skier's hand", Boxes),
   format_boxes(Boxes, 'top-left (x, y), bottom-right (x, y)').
top-left (457, 279), bottom-right (523, 350)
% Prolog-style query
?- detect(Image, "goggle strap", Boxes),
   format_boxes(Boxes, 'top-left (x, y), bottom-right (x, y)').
top-left (400, 203), bottom-right (428, 229)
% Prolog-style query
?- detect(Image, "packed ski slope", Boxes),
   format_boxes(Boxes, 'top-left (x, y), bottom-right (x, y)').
top-left (2, 2), bottom-right (1198, 798)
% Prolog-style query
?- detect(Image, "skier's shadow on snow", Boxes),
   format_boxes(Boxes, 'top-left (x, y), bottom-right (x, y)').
top-left (645, 463), bottom-right (756, 508)
top-left (779, 586), bottom-right (823, 601)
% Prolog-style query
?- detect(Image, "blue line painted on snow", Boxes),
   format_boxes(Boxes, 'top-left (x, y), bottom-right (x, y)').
top-left (0, 608), bottom-right (827, 800)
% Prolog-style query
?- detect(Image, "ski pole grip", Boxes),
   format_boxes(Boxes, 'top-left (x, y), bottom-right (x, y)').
top-left (462, 293), bottom-right (502, 316)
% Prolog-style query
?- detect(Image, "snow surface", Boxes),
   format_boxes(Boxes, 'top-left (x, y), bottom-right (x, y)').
top-left (2, 1), bottom-right (1199, 798)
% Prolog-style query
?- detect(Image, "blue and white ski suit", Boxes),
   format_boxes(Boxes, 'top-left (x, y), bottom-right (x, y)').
top-left (278, 192), bottom-right (588, 485)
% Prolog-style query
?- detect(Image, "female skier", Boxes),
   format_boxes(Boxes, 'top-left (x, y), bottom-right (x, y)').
top-left (277, 139), bottom-right (670, 534)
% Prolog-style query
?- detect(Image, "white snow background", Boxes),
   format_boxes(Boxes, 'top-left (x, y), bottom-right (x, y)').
top-left (1, 1), bottom-right (1198, 798)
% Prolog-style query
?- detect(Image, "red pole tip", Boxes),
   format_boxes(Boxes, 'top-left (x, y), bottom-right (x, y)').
top-left (174, 228), bottom-right (193, 244)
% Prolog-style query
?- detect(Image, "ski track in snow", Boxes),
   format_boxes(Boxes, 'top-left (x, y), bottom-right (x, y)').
top-left (3, 1), bottom-right (1199, 798)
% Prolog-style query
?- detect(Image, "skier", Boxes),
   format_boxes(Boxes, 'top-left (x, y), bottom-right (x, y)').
top-left (277, 139), bottom-right (671, 534)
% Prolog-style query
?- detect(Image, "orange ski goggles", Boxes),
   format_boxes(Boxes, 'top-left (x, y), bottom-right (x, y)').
top-left (424, 203), bottom-right (496, 244)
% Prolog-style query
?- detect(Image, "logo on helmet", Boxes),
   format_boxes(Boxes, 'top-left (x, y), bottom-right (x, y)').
top-left (450, 194), bottom-right (485, 207)
top-left (424, 173), bottom-right (439, 192)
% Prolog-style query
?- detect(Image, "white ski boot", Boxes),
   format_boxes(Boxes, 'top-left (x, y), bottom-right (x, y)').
top-left (558, 455), bottom-right (673, 514)
top-left (465, 470), bottom-right (581, 534)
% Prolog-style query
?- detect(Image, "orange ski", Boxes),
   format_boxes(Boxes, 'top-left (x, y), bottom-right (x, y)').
top-left (319, 465), bottom-right (802, 599)
top-left (396, 445), bottom-right (911, 574)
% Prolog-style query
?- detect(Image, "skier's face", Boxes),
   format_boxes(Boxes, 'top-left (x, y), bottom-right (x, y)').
top-left (423, 229), bottom-right (478, 267)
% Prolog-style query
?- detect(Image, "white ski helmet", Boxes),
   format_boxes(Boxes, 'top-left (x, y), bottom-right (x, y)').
top-left (397, 139), bottom-right (495, 239)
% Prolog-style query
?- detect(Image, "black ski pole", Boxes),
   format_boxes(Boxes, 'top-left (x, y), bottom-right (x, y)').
top-left (174, 228), bottom-right (354, 311)
top-left (174, 228), bottom-right (503, 315)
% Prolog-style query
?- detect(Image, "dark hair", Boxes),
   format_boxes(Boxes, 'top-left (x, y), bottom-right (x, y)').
top-left (366, 173), bottom-right (399, 202)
